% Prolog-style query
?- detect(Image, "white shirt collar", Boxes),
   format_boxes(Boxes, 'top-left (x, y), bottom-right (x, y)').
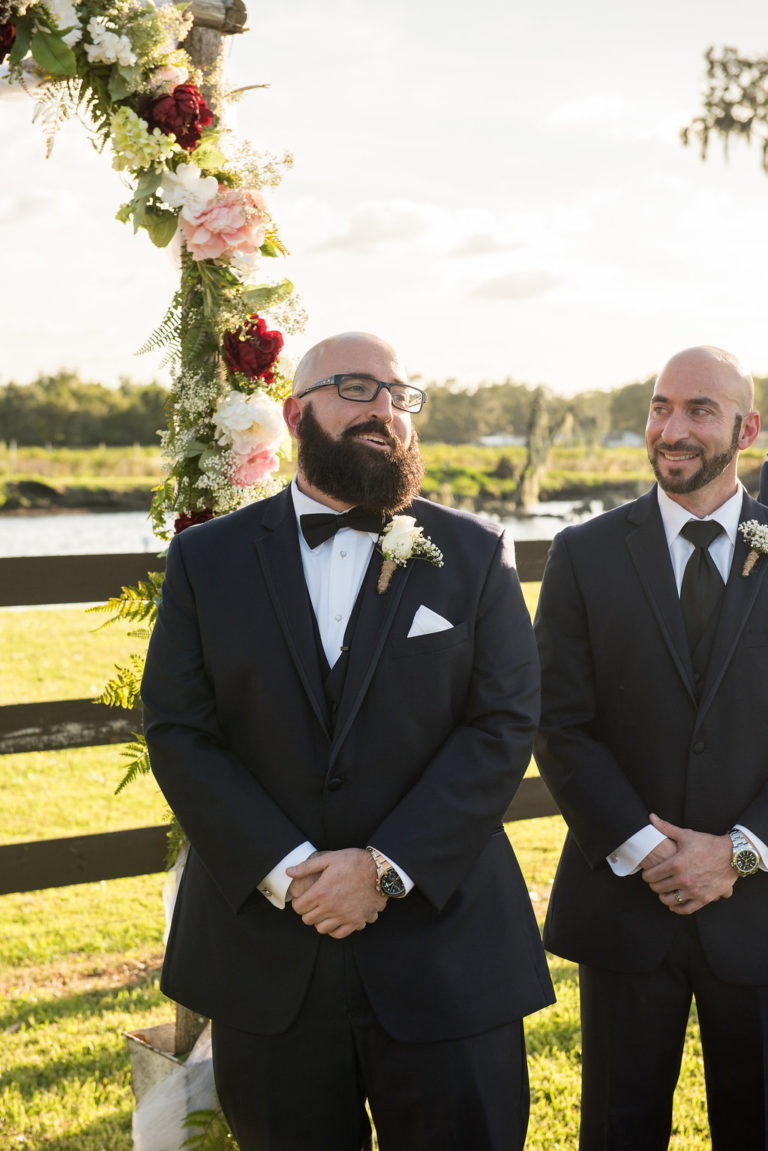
top-left (656, 483), bottom-right (744, 549)
top-left (289, 475), bottom-right (381, 544)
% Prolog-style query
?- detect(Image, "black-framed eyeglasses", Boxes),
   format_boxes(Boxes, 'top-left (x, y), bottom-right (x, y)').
top-left (294, 374), bottom-right (427, 414)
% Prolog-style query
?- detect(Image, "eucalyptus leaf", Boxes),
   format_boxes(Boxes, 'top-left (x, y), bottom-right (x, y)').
top-left (8, 23), bottom-right (31, 67)
top-left (143, 208), bottom-right (179, 249)
top-left (131, 199), bottom-right (147, 233)
top-left (30, 28), bottom-right (77, 76)
top-left (108, 70), bottom-right (131, 101)
top-left (191, 139), bottom-right (227, 171)
top-left (183, 440), bottom-right (210, 458)
top-left (242, 278), bottom-right (294, 311)
top-left (133, 169), bottom-right (163, 201)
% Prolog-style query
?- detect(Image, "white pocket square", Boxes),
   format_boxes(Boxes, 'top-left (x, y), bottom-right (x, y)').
top-left (407, 605), bottom-right (454, 638)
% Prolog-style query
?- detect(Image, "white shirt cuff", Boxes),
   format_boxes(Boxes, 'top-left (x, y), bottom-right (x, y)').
top-left (734, 825), bottom-right (768, 872)
top-left (370, 847), bottom-right (415, 895)
top-left (606, 825), bottom-right (666, 876)
top-left (258, 841), bottom-right (316, 909)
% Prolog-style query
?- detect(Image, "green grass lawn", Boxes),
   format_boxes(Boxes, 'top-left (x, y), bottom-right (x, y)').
top-left (0, 603), bottom-right (711, 1148)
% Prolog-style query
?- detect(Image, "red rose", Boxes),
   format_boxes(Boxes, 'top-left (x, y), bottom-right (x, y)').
top-left (0, 23), bottom-right (16, 64)
top-left (174, 507), bottom-right (214, 534)
top-left (143, 83), bottom-right (213, 152)
top-left (223, 315), bottom-right (284, 383)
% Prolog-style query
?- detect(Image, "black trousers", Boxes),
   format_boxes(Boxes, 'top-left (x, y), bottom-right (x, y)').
top-left (211, 936), bottom-right (529, 1151)
top-left (578, 919), bottom-right (768, 1151)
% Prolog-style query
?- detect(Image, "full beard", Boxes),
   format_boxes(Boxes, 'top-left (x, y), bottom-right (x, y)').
top-left (649, 417), bottom-right (741, 495)
top-left (295, 403), bottom-right (425, 514)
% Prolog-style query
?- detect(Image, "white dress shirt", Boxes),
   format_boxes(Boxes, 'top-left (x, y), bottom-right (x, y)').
top-left (607, 485), bottom-right (768, 876)
top-left (258, 477), bottom-right (413, 907)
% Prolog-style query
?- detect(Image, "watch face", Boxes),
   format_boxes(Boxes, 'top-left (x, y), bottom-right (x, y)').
top-left (734, 848), bottom-right (759, 875)
top-left (380, 867), bottom-right (406, 898)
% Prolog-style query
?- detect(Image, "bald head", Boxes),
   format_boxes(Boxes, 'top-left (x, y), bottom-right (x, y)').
top-left (292, 332), bottom-right (406, 396)
top-left (656, 345), bottom-right (754, 415)
top-left (647, 344), bottom-right (760, 514)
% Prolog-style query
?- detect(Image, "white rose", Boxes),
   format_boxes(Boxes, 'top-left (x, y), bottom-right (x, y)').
top-left (148, 64), bottom-right (189, 95)
top-left (47, 0), bottom-right (79, 27)
top-left (213, 390), bottom-right (285, 455)
top-left (161, 163), bottom-right (219, 215)
top-left (383, 515), bottom-right (421, 560)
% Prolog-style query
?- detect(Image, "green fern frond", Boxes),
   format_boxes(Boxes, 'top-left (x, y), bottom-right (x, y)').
top-left (151, 479), bottom-right (177, 538)
top-left (166, 814), bottom-right (188, 869)
top-left (114, 737), bottom-right (152, 795)
top-left (31, 78), bottom-right (82, 157)
top-left (127, 626), bottom-right (153, 641)
top-left (95, 653), bottom-right (145, 710)
top-left (137, 291), bottom-right (184, 359)
top-left (87, 574), bottom-right (164, 630)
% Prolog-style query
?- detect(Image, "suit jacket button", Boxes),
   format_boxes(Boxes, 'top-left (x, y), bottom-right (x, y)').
top-left (327, 777), bottom-right (344, 791)
top-left (692, 741), bottom-right (705, 754)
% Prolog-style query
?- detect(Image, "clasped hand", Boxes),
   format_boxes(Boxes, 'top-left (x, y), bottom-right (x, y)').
top-left (286, 848), bottom-right (387, 939)
top-left (640, 812), bottom-right (737, 914)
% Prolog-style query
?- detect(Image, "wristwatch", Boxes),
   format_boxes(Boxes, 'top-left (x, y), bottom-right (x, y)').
top-left (729, 829), bottom-right (760, 877)
top-left (366, 846), bottom-right (407, 899)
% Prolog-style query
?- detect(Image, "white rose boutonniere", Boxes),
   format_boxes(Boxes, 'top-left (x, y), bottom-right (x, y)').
top-left (377, 515), bottom-right (443, 594)
top-left (739, 519), bottom-right (768, 576)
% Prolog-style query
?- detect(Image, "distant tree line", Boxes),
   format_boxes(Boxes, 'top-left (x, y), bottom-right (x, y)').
top-left (2, 369), bottom-right (768, 447)
top-left (0, 372), bottom-right (169, 446)
top-left (415, 374), bottom-right (768, 445)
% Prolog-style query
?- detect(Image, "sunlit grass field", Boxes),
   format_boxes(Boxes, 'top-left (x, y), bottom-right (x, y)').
top-left (0, 595), bottom-right (710, 1148)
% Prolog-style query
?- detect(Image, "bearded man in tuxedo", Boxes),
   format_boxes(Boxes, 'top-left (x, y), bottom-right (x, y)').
top-left (142, 331), bottom-right (554, 1151)
top-left (534, 345), bottom-right (768, 1150)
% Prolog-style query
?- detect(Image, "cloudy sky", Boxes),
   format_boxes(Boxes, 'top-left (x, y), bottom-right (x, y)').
top-left (2, 0), bottom-right (768, 395)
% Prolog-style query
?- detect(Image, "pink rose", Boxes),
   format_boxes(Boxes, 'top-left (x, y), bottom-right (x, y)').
top-left (231, 448), bottom-right (279, 487)
top-left (179, 186), bottom-right (266, 262)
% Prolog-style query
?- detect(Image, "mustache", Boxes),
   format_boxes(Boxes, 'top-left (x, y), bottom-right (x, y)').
top-left (342, 419), bottom-right (397, 445)
top-left (653, 440), bottom-right (703, 454)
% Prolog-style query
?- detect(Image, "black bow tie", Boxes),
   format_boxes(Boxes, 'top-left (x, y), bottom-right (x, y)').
top-left (300, 507), bottom-right (386, 549)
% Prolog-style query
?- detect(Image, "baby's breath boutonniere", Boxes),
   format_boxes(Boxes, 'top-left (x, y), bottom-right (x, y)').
top-left (739, 519), bottom-right (768, 576)
top-left (377, 515), bottom-right (444, 594)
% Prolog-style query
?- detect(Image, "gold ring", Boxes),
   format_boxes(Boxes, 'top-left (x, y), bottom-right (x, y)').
top-left (673, 890), bottom-right (685, 905)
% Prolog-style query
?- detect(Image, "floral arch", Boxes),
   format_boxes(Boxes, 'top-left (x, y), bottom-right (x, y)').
top-left (2, 0), bottom-right (306, 811)
top-left (1, 0), bottom-right (304, 533)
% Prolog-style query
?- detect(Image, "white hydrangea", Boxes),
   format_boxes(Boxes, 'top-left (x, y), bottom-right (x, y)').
top-left (85, 17), bottom-right (136, 66)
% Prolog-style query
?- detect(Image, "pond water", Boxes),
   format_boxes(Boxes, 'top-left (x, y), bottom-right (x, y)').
top-left (0, 499), bottom-right (605, 558)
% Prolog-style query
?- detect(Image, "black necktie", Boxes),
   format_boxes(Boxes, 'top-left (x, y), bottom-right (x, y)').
top-left (679, 520), bottom-right (724, 653)
top-left (300, 507), bottom-right (385, 549)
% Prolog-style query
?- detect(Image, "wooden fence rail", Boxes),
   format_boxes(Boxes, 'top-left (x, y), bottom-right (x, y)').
top-left (0, 541), bottom-right (558, 896)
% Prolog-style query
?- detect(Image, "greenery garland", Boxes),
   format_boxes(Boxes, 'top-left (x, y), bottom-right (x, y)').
top-left (2, 1), bottom-right (305, 850)
top-left (4, 1), bottom-right (305, 1142)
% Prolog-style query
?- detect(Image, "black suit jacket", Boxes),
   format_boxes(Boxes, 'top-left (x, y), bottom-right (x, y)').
top-left (534, 487), bottom-right (768, 984)
top-left (759, 453), bottom-right (768, 504)
top-left (142, 488), bottom-right (554, 1040)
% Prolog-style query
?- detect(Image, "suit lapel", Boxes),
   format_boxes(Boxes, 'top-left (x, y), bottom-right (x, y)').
top-left (330, 548), bottom-right (414, 763)
top-left (697, 493), bottom-right (768, 718)
top-left (625, 489), bottom-right (698, 702)
top-left (252, 488), bottom-right (328, 734)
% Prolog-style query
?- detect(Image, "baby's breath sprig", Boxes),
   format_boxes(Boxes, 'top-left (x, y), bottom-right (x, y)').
top-left (738, 519), bottom-right (768, 576)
